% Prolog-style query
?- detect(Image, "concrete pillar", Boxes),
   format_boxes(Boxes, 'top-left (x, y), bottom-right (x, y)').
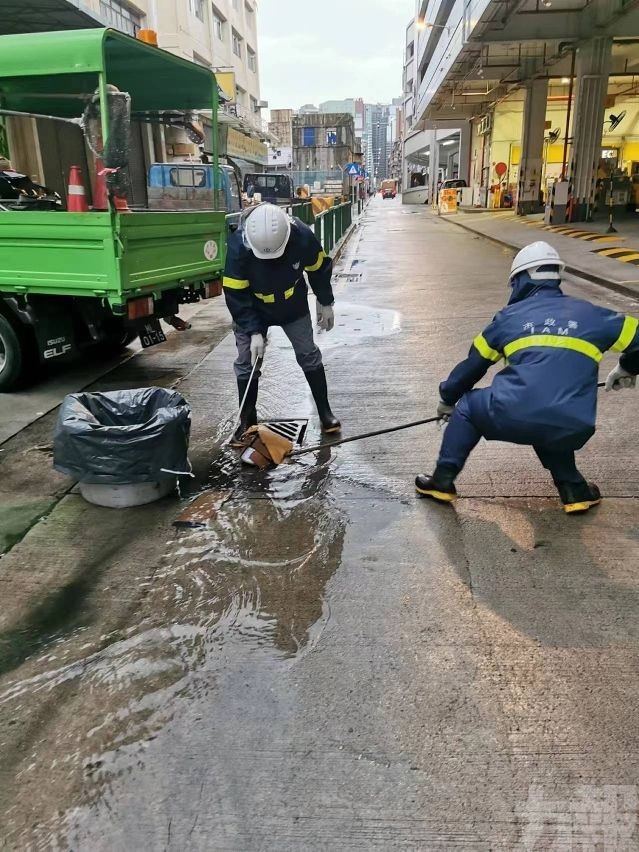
top-left (429, 129), bottom-right (439, 207)
top-left (517, 78), bottom-right (548, 215)
top-left (567, 37), bottom-right (612, 221)
top-left (458, 121), bottom-right (471, 184)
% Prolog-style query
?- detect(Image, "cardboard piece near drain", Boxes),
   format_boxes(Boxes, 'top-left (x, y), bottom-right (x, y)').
top-left (174, 489), bottom-right (233, 527)
top-left (240, 425), bottom-right (293, 468)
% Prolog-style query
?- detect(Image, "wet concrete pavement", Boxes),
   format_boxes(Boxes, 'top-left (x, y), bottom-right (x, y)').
top-left (2, 197), bottom-right (639, 848)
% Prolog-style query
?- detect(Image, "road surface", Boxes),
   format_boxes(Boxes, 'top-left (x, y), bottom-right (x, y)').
top-left (1, 197), bottom-right (638, 849)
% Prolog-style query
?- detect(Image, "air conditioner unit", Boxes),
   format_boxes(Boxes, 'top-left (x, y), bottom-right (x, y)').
top-left (258, 100), bottom-right (269, 109)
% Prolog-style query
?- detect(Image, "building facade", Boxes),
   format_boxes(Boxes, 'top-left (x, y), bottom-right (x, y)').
top-left (292, 113), bottom-right (355, 174)
top-left (3, 0), bottom-right (269, 191)
top-left (406, 0), bottom-right (639, 218)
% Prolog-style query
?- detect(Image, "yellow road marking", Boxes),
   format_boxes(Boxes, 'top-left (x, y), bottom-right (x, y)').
top-left (596, 247), bottom-right (634, 257)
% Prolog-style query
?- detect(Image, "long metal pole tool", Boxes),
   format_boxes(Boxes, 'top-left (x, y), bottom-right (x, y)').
top-left (290, 382), bottom-right (609, 459)
top-left (290, 416), bottom-right (442, 458)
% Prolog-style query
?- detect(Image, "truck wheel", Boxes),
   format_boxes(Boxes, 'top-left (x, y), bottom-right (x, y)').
top-left (93, 326), bottom-right (137, 357)
top-left (0, 314), bottom-right (27, 392)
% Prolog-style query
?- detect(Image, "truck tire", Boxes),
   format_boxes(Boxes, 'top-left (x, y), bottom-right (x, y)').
top-left (0, 313), bottom-right (27, 392)
top-left (92, 325), bottom-right (137, 358)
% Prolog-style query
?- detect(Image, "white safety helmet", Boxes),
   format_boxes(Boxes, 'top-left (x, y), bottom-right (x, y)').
top-left (509, 241), bottom-right (565, 283)
top-left (242, 202), bottom-right (291, 260)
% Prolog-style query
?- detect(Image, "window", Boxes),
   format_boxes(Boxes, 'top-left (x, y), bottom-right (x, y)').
top-left (212, 6), bottom-right (225, 40)
top-left (235, 85), bottom-right (246, 106)
top-left (326, 128), bottom-right (337, 145)
top-left (250, 95), bottom-right (259, 113)
top-left (232, 29), bottom-right (243, 57)
top-left (190, 0), bottom-right (204, 20)
top-left (169, 168), bottom-right (207, 188)
top-left (303, 127), bottom-right (315, 146)
top-left (99, 0), bottom-right (143, 36)
top-left (245, 2), bottom-right (255, 26)
top-left (193, 52), bottom-right (210, 68)
top-left (247, 47), bottom-right (257, 72)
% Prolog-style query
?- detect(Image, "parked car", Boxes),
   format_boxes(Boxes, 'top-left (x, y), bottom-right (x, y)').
top-left (439, 178), bottom-right (467, 204)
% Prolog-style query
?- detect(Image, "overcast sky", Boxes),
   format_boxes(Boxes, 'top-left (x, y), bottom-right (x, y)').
top-left (258, 0), bottom-right (415, 112)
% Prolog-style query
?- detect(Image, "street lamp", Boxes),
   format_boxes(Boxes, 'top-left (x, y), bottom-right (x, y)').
top-left (416, 19), bottom-right (451, 35)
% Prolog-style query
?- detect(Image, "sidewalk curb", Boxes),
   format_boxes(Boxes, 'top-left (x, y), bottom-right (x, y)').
top-left (448, 214), bottom-right (639, 302)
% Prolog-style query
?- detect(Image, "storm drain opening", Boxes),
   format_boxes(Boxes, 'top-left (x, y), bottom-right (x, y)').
top-left (260, 419), bottom-right (308, 446)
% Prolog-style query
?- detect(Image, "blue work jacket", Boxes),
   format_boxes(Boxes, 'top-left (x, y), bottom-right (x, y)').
top-left (223, 217), bottom-right (334, 334)
top-left (440, 277), bottom-right (639, 441)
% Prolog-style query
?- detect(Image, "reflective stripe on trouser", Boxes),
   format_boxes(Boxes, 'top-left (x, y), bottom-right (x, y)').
top-left (437, 388), bottom-right (593, 477)
top-left (233, 312), bottom-right (323, 380)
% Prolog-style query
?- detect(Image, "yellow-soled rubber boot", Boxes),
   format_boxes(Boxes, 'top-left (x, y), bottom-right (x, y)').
top-left (415, 470), bottom-right (457, 503)
top-left (557, 481), bottom-right (601, 514)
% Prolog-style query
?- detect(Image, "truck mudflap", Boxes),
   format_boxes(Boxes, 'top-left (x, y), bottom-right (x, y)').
top-left (34, 309), bottom-right (76, 364)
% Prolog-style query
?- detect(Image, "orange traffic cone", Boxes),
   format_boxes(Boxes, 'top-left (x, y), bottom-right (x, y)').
top-left (67, 165), bottom-right (89, 212)
top-left (113, 194), bottom-right (131, 213)
top-left (93, 158), bottom-right (108, 211)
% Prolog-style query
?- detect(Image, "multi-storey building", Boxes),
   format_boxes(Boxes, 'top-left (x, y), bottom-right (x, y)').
top-left (292, 113), bottom-right (355, 177)
top-left (3, 0), bottom-right (269, 190)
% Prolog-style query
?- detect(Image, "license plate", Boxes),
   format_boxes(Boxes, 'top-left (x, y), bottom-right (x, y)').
top-left (139, 319), bottom-right (167, 349)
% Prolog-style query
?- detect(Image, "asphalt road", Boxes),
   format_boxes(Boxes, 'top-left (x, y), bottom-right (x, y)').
top-left (1, 197), bottom-right (639, 850)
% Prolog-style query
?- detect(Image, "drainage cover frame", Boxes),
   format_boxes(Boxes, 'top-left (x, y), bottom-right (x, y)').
top-left (259, 419), bottom-right (308, 446)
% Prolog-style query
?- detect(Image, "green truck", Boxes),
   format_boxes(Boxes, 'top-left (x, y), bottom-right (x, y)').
top-left (0, 28), bottom-right (228, 391)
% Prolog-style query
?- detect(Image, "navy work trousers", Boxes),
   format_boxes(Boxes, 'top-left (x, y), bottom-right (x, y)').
top-left (233, 311), bottom-right (323, 380)
top-left (438, 388), bottom-right (592, 484)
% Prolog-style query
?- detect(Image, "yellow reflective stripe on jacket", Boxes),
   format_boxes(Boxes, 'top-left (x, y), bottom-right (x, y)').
top-left (611, 316), bottom-right (639, 352)
top-left (503, 335), bottom-right (603, 363)
top-left (284, 285), bottom-right (295, 299)
top-left (254, 292), bottom-right (275, 304)
top-left (223, 276), bottom-right (250, 290)
top-left (473, 334), bottom-right (502, 363)
top-left (304, 250), bottom-right (325, 273)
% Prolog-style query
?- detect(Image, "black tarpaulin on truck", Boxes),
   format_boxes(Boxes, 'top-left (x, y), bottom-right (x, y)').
top-left (53, 387), bottom-right (191, 484)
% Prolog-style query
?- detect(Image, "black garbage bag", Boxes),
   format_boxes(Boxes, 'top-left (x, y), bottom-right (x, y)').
top-left (53, 388), bottom-right (191, 485)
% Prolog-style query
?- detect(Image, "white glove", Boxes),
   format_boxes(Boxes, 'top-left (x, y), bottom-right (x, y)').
top-left (317, 302), bottom-right (335, 332)
top-left (250, 333), bottom-right (265, 365)
top-left (437, 399), bottom-right (456, 421)
top-left (605, 363), bottom-right (636, 391)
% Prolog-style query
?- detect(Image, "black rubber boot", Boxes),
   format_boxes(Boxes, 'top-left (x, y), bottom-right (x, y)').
top-left (304, 366), bottom-right (341, 433)
top-left (231, 376), bottom-right (259, 446)
top-left (556, 480), bottom-right (601, 514)
top-left (415, 465), bottom-right (458, 503)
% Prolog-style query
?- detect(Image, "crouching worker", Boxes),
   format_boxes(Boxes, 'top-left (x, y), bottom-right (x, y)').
top-left (416, 241), bottom-right (639, 513)
top-left (223, 203), bottom-right (340, 445)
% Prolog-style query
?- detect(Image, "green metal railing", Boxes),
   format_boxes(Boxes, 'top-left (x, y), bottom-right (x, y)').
top-left (226, 198), bottom-right (358, 250)
top-left (314, 201), bottom-right (353, 254)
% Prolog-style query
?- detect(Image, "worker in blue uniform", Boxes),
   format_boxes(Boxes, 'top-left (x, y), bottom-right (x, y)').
top-left (223, 203), bottom-right (340, 444)
top-left (416, 241), bottom-right (639, 513)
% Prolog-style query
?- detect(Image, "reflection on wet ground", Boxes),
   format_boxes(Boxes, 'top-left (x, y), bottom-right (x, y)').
top-left (0, 424), bottom-right (358, 844)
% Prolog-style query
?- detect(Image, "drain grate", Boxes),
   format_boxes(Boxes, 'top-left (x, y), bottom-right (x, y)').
top-left (260, 419), bottom-right (308, 445)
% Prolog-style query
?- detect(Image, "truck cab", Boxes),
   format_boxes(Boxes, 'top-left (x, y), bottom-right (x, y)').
top-left (148, 162), bottom-right (242, 213)
top-left (243, 173), bottom-right (295, 204)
